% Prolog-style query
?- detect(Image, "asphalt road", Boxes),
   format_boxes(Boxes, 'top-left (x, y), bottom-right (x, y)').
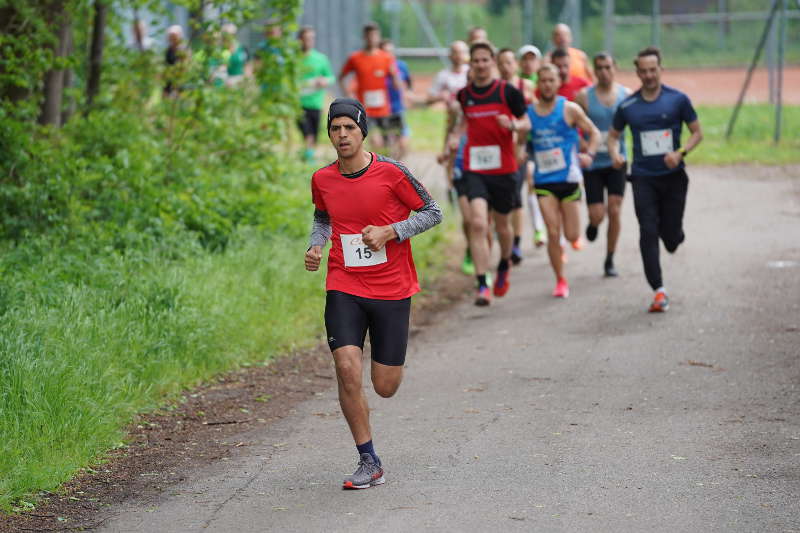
top-left (101, 163), bottom-right (800, 532)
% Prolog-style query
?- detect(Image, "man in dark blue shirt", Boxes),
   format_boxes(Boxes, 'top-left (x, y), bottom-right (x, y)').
top-left (608, 46), bottom-right (703, 313)
top-left (379, 39), bottom-right (412, 161)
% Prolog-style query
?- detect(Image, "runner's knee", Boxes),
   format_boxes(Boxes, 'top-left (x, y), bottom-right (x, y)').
top-left (563, 226), bottom-right (580, 242)
top-left (374, 381), bottom-right (399, 398)
top-left (470, 213), bottom-right (488, 234)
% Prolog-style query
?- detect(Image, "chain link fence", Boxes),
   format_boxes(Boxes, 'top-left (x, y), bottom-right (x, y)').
top-left (364, 0), bottom-right (798, 72)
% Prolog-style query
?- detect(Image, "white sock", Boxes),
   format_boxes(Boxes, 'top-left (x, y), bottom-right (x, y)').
top-left (526, 193), bottom-right (545, 232)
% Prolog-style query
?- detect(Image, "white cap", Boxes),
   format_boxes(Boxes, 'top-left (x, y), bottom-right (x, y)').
top-left (518, 44), bottom-right (541, 59)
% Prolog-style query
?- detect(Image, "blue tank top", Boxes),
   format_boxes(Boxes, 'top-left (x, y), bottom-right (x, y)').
top-left (528, 96), bottom-right (582, 185)
top-left (586, 85), bottom-right (627, 170)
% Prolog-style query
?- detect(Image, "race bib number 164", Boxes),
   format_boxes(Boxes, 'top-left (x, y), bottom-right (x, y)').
top-left (341, 234), bottom-right (388, 267)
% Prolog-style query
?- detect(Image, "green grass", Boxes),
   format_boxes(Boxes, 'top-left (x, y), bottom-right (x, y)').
top-left (690, 104), bottom-right (800, 165)
top-left (0, 166), bottom-right (453, 512)
top-left (405, 104), bottom-right (800, 166)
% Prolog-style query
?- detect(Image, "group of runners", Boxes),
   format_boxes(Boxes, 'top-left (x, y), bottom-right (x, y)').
top-left (303, 22), bottom-right (703, 489)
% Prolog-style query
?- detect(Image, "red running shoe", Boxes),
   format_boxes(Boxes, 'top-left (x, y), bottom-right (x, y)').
top-left (648, 291), bottom-right (669, 313)
top-left (493, 268), bottom-right (510, 297)
top-left (475, 286), bottom-right (492, 306)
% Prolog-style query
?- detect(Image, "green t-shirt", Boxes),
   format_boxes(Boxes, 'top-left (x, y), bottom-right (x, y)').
top-left (299, 49), bottom-right (334, 110)
top-left (520, 71), bottom-right (538, 84)
top-left (227, 45), bottom-right (247, 77)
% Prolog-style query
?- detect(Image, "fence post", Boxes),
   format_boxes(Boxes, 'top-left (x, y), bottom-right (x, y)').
top-left (775, 0), bottom-right (786, 143)
top-left (725, 0), bottom-right (780, 139)
top-left (604, 0), bottom-right (614, 54)
top-left (522, 0), bottom-right (533, 46)
top-left (651, 0), bottom-right (661, 48)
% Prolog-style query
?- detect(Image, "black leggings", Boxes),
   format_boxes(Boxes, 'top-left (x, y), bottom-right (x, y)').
top-left (631, 169), bottom-right (689, 290)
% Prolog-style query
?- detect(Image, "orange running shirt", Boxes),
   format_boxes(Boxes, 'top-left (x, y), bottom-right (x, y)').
top-left (568, 47), bottom-right (592, 81)
top-left (340, 49), bottom-right (397, 118)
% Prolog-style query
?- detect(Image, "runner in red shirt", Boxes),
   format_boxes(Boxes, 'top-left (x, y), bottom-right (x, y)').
top-left (305, 98), bottom-right (442, 490)
top-left (536, 47), bottom-right (590, 102)
top-left (551, 47), bottom-right (591, 101)
top-left (455, 42), bottom-right (530, 306)
top-left (339, 23), bottom-right (404, 152)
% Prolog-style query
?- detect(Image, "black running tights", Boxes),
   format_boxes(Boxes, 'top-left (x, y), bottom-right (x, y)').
top-left (631, 169), bottom-right (689, 290)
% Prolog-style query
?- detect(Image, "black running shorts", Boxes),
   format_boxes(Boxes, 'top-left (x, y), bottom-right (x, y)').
top-left (297, 107), bottom-right (321, 138)
top-left (534, 182), bottom-right (582, 202)
top-left (324, 290), bottom-right (411, 367)
top-left (463, 171), bottom-right (516, 214)
top-left (453, 178), bottom-right (469, 197)
top-left (582, 166), bottom-right (626, 205)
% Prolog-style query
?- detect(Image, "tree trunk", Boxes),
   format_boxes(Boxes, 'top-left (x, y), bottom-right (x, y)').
top-left (61, 23), bottom-right (75, 124)
top-left (86, 0), bottom-right (107, 107)
top-left (38, 3), bottom-right (71, 127)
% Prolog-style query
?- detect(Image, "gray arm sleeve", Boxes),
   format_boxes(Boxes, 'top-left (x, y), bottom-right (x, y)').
top-left (382, 157), bottom-right (444, 242)
top-left (309, 208), bottom-right (331, 248)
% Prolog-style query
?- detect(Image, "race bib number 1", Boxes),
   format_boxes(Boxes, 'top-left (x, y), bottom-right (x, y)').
top-left (534, 147), bottom-right (567, 173)
top-left (364, 90), bottom-right (386, 108)
top-left (469, 145), bottom-right (501, 171)
top-left (641, 129), bottom-right (673, 156)
top-left (341, 233), bottom-right (388, 268)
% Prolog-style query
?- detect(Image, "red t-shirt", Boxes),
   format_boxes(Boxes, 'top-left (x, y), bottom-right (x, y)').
top-left (311, 154), bottom-right (426, 300)
top-left (535, 75), bottom-right (590, 102)
top-left (457, 80), bottom-right (527, 175)
top-left (340, 50), bottom-right (397, 118)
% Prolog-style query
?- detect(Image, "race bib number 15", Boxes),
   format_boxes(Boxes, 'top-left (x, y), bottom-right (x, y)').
top-left (341, 233), bottom-right (388, 267)
top-left (641, 129), bottom-right (673, 156)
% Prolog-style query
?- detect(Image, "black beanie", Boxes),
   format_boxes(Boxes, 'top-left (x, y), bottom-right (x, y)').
top-left (327, 98), bottom-right (369, 139)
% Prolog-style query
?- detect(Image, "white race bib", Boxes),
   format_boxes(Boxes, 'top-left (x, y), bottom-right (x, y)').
top-left (534, 147), bottom-right (567, 173)
top-left (597, 130), bottom-right (609, 153)
top-left (341, 233), bottom-right (388, 268)
top-left (641, 129), bottom-right (673, 156)
top-left (469, 145), bottom-right (501, 171)
top-left (364, 90), bottom-right (386, 108)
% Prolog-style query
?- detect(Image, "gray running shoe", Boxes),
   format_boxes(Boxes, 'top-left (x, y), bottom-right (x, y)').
top-left (342, 453), bottom-right (385, 490)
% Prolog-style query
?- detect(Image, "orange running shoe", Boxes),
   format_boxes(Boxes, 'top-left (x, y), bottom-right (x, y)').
top-left (552, 278), bottom-right (569, 298)
top-left (571, 237), bottom-right (584, 251)
top-left (648, 291), bottom-right (669, 313)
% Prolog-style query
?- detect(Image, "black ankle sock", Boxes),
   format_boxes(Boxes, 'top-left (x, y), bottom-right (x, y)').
top-left (477, 274), bottom-right (487, 288)
top-left (498, 258), bottom-right (510, 271)
top-left (513, 236), bottom-right (521, 247)
top-left (605, 252), bottom-right (614, 265)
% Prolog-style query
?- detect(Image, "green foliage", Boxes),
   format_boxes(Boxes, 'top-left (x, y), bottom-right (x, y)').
top-left (0, 0), bottom-right (457, 511)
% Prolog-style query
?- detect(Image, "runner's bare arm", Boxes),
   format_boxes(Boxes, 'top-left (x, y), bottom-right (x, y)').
top-left (607, 127), bottom-right (625, 169)
top-left (496, 112), bottom-right (530, 135)
top-left (574, 88), bottom-right (589, 113)
top-left (665, 119), bottom-right (703, 169)
top-left (567, 101), bottom-right (600, 168)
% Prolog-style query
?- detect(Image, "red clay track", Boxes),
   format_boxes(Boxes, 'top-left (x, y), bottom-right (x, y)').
top-left (414, 66), bottom-right (800, 105)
